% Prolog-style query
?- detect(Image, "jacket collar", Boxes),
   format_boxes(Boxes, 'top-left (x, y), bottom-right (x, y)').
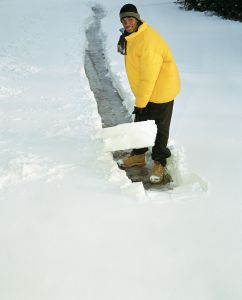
top-left (125, 21), bottom-right (147, 41)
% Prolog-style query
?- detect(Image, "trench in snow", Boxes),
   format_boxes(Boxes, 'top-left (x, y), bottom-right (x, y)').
top-left (84, 5), bottom-right (132, 128)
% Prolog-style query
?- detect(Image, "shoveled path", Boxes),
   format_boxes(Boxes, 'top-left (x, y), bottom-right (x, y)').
top-left (84, 5), bottom-right (131, 128)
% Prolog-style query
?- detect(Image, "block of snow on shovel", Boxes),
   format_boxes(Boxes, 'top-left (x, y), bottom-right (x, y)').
top-left (102, 120), bottom-right (157, 152)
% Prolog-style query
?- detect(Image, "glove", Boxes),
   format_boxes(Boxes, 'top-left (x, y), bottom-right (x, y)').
top-left (132, 106), bottom-right (143, 115)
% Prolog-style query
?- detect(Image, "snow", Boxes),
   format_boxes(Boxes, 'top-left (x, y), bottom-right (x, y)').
top-left (0, 0), bottom-right (242, 299)
top-left (102, 120), bottom-right (157, 151)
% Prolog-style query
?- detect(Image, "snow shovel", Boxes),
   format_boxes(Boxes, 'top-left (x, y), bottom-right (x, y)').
top-left (102, 120), bottom-right (157, 152)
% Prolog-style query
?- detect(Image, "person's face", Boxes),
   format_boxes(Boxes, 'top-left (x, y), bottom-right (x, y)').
top-left (121, 17), bottom-right (138, 33)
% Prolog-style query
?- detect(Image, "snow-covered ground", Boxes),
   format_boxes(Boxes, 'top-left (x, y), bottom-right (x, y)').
top-left (0, 0), bottom-right (242, 299)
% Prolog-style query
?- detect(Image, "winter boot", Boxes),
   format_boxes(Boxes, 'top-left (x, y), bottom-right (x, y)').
top-left (150, 161), bottom-right (165, 183)
top-left (117, 153), bottom-right (146, 168)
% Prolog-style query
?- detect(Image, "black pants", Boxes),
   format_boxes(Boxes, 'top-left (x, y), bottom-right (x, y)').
top-left (133, 101), bottom-right (174, 167)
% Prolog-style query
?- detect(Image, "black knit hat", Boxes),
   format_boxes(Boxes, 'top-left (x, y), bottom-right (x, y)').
top-left (119, 4), bottom-right (141, 21)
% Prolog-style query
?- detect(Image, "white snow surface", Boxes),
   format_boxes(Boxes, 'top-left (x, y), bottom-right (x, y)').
top-left (0, 0), bottom-right (242, 299)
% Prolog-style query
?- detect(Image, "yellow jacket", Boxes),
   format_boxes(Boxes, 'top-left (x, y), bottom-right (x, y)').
top-left (125, 21), bottom-right (181, 108)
